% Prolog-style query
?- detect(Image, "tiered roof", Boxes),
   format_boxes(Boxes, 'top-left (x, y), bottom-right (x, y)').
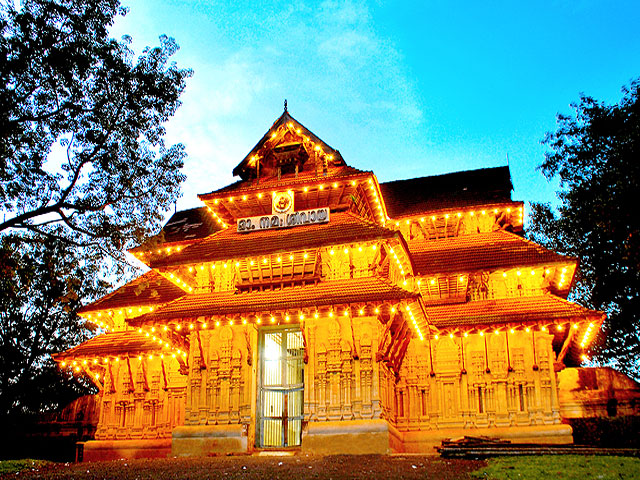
top-left (130, 277), bottom-right (416, 325)
top-left (208, 165), bottom-right (369, 196)
top-left (409, 230), bottom-right (573, 275)
top-left (380, 166), bottom-right (513, 218)
top-left (426, 295), bottom-right (603, 329)
top-left (78, 271), bottom-right (185, 315)
top-left (228, 110), bottom-right (345, 181)
top-left (148, 211), bottom-right (398, 268)
top-left (57, 110), bottom-right (603, 373)
top-left (53, 331), bottom-right (161, 360)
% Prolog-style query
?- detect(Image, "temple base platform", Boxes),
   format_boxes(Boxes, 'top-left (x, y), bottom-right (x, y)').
top-left (171, 425), bottom-right (247, 456)
top-left (301, 419), bottom-right (391, 454)
top-left (389, 423), bottom-right (573, 454)
top-left (80, 438), bottom-right (171, 462)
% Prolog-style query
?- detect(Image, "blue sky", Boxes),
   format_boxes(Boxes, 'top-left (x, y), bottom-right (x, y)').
top-left (111, 1), bottom-right (640, 214)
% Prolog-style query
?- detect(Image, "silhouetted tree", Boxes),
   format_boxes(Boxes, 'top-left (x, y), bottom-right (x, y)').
top-left (0, 0), bottom-right (191, 417)
top-left (529, 79), bottom-right (640, 378)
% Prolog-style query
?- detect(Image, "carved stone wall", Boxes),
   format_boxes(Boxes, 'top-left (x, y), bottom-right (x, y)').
top-left (95, 357), bottom-right (186, 440)
top-left (383, 331), bottom-right (562, 432)
top-left (184, 325), bottom-right (254, 427)
top-left (304, 315), bottom-right (381, 422)
top-left (182, 314), bottom-right (385, 445)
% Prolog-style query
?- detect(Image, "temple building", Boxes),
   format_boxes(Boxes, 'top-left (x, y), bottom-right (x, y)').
top-left (55, 109), bottom-right (613, 460)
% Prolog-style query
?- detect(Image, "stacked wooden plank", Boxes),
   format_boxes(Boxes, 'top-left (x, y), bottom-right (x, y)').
top-left (437, 436), bottom-right (640, 458)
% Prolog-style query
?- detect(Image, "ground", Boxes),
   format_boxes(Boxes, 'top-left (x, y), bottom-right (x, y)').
top-left (2, 454), bottom-right (639, 480)
top-left (0, 455), bottom-right (482, 480)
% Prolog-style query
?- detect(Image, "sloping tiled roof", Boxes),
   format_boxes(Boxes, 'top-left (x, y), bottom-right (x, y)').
top-left (201, 165), bottom-right (369, 196)
top-left (78, 271), bottom-right (185, 314)
top-left (380, 166), bottom-right (513, 218)
top-left (150, 211), bottom-right (397, 268)
top-left (425, 294), bottom-right (603, 328)
top-left (160, 206), bottom-right (223, 243)
top-left (54, 331), bottom-right (160, 359)
top-left (410, 230), bottom-right (574, 275)
top-left (130, 207), bottom-right (223, 254)
top-left (130, 277), bottom-right (417, 323)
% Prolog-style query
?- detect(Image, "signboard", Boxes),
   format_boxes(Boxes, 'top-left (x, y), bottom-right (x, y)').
top-left (237, 207), bottom-right (329, 233)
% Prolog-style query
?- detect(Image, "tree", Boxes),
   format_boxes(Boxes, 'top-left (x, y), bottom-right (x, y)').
top-left (0, 233), bottom-right (106, 419)
top-left (0, 0), bottom-right (191, 417)
top-left (1, 0), bottom-right (191, 268)
top-left (529, 79), bottom-right (640, 378)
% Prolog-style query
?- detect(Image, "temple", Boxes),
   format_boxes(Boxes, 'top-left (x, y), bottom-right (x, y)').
top-left (54, 109), bottom-right (615, 460)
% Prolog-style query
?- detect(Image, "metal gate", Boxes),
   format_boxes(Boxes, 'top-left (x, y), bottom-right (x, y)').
top-left (257, 327), bottom-right (304, 448)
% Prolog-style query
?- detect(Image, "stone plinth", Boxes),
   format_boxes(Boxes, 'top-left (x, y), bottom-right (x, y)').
top-left (171, 425), bottom-right (247, 456)
top-left (390, 423), bottom-right (573, 454)
top-left (301, 419), bottom-right (390, 454)
top-left (81, 439), bottom-right (172, 462)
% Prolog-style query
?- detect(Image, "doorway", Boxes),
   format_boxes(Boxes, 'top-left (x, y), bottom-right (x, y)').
top-left (257, 327), bottom-right (304, 448)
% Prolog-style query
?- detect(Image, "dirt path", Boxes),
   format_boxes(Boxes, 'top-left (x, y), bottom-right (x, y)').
top-left (3, 455), bottom-right (485, 480)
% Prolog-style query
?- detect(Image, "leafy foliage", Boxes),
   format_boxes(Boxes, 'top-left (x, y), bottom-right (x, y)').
top-left (529, 79), bottom-right (640, 377)
top-left (0, 0), bottom-right (191, 267)
top-left (0, 234), bottom-right (106, 418)
top-left (0, 0), bottom-right (191, 418)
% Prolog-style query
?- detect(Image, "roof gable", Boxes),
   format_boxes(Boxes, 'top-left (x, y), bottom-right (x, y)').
top-left (229, 109), bottom-right (346, 182)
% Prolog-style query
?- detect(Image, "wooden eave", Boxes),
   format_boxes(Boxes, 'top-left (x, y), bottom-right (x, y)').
top-left (77, 271), bottom-right (186, 316)
top-left (391, 200), bottom-right (524, 222)
top-left (127, 277), bottom-right (417, 326)
top-left (196, 171), bottom-right (388, 228)
top-left (52, 331), bottom-right (165, 361)
top-left (425, 294), bottom-right (604, 330)
top-left (409, 230), bottom-right (578, 277)
top-left (147, 211), bottom-right (397, 269)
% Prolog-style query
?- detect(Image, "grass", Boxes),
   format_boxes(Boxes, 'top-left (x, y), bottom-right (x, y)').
top-left (471, 455), bottom-right (640, 480)
top-left (0, 459), bottom-right (52, 475)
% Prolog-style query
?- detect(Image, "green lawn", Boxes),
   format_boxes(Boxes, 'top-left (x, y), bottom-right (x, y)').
top-left (0, 459), bottom-right (52, 475)
top-left (471, 455), bottom-right (640, 480)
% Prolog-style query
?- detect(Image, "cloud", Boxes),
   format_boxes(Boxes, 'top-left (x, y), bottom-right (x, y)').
top-left (120, 0), bottom-right (425, 209)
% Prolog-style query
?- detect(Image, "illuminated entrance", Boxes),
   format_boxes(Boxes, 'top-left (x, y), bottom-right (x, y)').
top-left (257, 327), bottom-right (305, 448)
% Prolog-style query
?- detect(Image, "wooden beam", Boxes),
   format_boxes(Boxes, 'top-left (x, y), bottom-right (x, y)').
top-left (382, 315), bottom-right (404, 362)
top-left (312, 250), bottom-right (320, 277)
top-left (348, 314), bottom-right (359, 360)
top-left (108, 362), bottom-right (117, 394)
top-left (300, 320), bottom-right (309, 364)
top-left (392, 333), bottom-right (411, 375)
top-left (177, 355), bottom-right (189, 375)
top-left (161, 358), bottom-right (168, 391)
top-left (244, 328), bottom-right (253, 366)
top-left (359, 185), bottom-right (376, 223)
top-left (196, 329), bottom-right (207, 369)
top-left (336, 184), bottom-right (347, 205)
top-left (140, 357), bottom-right (150, 392)
top-left (257, 258), bottom-right (264, 282)
top-left (82, 366), bottom-right (104, 391)
top-left (387, 321), bottom-right (409, 364)
top-left (126, 357), bottom-right (135, 392)
top-left (376, 314), bottom-right (393, 362)
top-left (246, 258), bottom-right (254, 283)
top-left (556, 324), bottom-right (577, 365)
